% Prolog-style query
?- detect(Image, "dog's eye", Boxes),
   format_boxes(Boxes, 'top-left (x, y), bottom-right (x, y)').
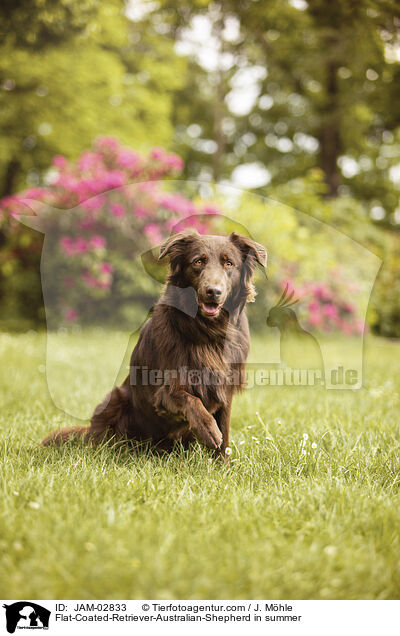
top-left (193, 258), bottom-right (204, 266)
top-left (225, 260), bottom-right (233, 268)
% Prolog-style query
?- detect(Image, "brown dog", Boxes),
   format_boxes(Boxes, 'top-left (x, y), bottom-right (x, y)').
top-left (42, 230), bottom-right (267, 457)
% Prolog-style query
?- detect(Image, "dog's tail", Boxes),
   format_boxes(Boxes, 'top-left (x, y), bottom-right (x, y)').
top-left (41, 426), bottom-right (91, 446)
top-left (41, 381), bottom-right (133, 447)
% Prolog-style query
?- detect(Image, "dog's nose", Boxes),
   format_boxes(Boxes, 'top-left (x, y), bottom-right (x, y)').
top-left (206, 286), bottom-right (222, 301)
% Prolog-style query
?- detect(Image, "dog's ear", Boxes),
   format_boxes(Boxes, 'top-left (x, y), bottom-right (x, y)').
top-left (229, 232), bottom-right (267, 268)
top-left (228, 233), bottom-right (267, 307)
top-left (158, 228), bottom-right (199, 261)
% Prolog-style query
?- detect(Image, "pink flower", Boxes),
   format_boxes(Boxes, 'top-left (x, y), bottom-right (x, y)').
top-left (138, 182), bottom-right (157, 194)
top-left (55, 173), bottom-right (78, 193)
top-left (314, 284), bottom-right (331, 300)
top-left (0, 195), bottom-right (18, 208)
top-left (82, 271), bottom-right (98, 288)
top-left (176, 217), bottom-right (208, 234)
top-left (118, 149), bottom-right (139, 167)
top-left (53, 155), bottom-right (68, 168)
top-left (95, 136), bottom-right (119, 151)
top-left (134, 205), bottom-right (148, 218)
top-left (90, 235), bottom-right (106, 249)
top-left (65, 308), bottom-right (78, 322)
top-left (75, 238), bottom-right (88, 253)
top-left (81, 195), bottom-right (104, 211)
top-left (309, 312), bottom-right (322, 327)
top-left (110, 203), bottom-right (125, 217)
top-left (323, 304), bottom-right (338, 318)
top-left (159, 193), bottom-right (195, 215)
top-left (309, 301), bottom-right (319, 312)
top-left (103, 171), bottom-right (125, 189)
top-left (60, 237), bottom-right (75, 256)
top-left (342, 302), bottom-right (355, 313)
top-left (79, 212), bottom-right (96, 230)
top-left (144, 223), bottom-right (163, 245)
top-left (150, 147), bottom-right (164, 160)
top-left (341, 322), bottom-right (353, 335)
top-left (165, 153), bottom-right (184, 171)
top-left (202, 205), bottom-right (220, 216)
top-left (83, 263), bottom-right (113, 289)
top-left (23, 187), bottom-right (47, 200)
top-left (281, 279), bottom-right (293, 290)
top-left (78, 151), bottom-right (100, 173)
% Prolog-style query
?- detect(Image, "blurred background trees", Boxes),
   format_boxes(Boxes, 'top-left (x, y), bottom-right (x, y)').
top-left (162, 0), bottom-right (400, 210)
top-left (0, 0), bottom-right (399, 334)
top-left (0, 0), bottom-right (185, 196)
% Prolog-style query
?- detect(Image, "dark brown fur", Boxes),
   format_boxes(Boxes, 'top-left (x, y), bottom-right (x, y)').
top-left (41, 230), bottom-right (267, 458)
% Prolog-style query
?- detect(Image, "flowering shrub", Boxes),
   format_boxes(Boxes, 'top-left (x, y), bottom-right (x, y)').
top-left (278, 276), bottom-right (365, 335)
top-left (0, 139), bottom-right (370, 335)
top-left (0, 137), bottom-right (215, 327)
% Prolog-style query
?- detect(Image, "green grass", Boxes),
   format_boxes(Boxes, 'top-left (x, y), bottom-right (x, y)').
top-left (1, 330), bottom-right (400, 599)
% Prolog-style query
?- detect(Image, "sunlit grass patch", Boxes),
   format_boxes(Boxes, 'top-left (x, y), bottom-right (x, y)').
top-left (0, 330), bottom-right (399, 599)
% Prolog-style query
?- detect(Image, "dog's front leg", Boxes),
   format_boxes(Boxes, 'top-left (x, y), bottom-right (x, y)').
top-left (154, 387), bottom-right (223, 450)
top-left (214, 395), bottom-right (233, 462)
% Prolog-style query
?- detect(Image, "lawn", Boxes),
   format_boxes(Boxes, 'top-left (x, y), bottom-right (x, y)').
top-left (0, 330), bottom-right (399, 599)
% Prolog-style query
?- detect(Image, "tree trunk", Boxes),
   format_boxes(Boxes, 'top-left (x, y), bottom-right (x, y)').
top-left (2, 158), bottom-right (21, 198)
top-left (211, 12), bottom-right (228, 183)
top-left (317, 61), bottom-right (342, 197)
top-left (212, 71), bottom-right (227, 183)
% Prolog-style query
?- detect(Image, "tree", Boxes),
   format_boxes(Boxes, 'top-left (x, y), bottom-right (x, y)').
top-left (0, 0), bottom-right (187, 196)
top-left (154, 0), bottom-right (400, 216)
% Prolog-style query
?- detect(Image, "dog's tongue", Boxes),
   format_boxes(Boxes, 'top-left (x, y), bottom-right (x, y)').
top-left (202, 303), bottom-right (220, 315)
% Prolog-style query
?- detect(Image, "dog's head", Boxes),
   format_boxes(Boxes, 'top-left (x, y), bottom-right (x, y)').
top-left (158, 229), bottom-right (267, 319)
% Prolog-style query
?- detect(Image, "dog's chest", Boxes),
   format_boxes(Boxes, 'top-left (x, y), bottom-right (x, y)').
top-left (183, 343), bottom-right (234, 407)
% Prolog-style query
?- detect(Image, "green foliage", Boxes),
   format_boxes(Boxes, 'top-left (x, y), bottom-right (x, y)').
top-left (0, 0), bottom-right (186, 195)
top-left (0, 0), bottom-right (105, 49)
top-left (0, 224), bottom-right (44, 326)
top-left (265, 172), bottom-right (400, 335)
top-left (202, 173), bottom-right (379, 333)
top-left (1, 0), bottom-right (400, 334)
top-left (370, 233), bottom-right (400, 336)
top-left (157, 0), bottom-right (400, 215)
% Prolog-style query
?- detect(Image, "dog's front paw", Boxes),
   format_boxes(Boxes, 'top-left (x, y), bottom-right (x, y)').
top-left (190, 413), bottom-right (223, 450)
